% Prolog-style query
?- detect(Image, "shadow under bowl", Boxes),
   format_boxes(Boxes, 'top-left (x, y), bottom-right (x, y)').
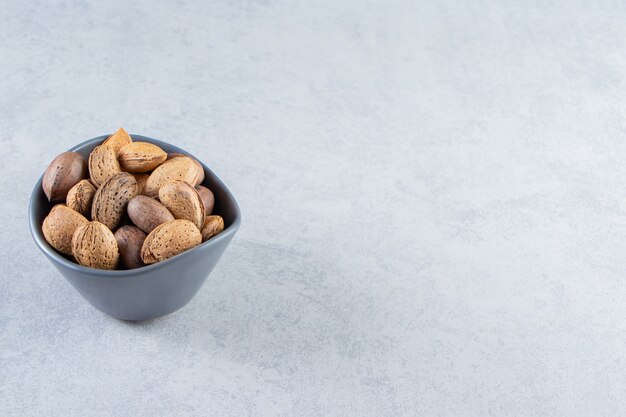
top-left (29, 134), bottom-right (241, 321)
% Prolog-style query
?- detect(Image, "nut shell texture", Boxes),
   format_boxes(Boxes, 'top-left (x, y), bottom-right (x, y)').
top-left (71, 221), bottom-right (119, 270)
top-left (118, 142), bottom-right (167, 173)
top-left (66, 179), bottom-right (96, 217)
top-left (201, 215), bottom-right (225, 241)
top-left (131, 173), bottom-right (149, 195)
top-left (143, 157), bottom-right (201, 197)
top-left (102, 128), bottom-right (133, 154)
top-left (168, 152), bottom-right (205, 186)
top-left (159, 181), bottom-right (205, 230)
top-left (91, 173), bottom-right (138, 230)
top-left (89, 145), bottom-right (122, 187)
top-left (141, 219), bottom-right (202, 264)
top-left (42, 205), bottom-right (89, 255)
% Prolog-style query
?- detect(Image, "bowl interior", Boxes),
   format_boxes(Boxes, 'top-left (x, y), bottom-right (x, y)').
top-left (29, 134), bottom-right (241, 275)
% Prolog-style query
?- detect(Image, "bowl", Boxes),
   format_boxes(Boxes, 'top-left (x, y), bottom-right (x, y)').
top-left (29, 134), bottom-right (241, 321)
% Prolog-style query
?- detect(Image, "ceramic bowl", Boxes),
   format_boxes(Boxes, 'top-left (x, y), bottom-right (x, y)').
top-left (29, 134), bottom-right (241, 321)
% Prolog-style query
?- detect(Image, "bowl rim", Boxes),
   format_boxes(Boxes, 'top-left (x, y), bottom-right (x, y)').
top-left (29, 133), bottom-right (242, 278)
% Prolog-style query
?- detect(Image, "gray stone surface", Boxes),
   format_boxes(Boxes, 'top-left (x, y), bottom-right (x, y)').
top-left (1, 0), bottom-right (626, 415)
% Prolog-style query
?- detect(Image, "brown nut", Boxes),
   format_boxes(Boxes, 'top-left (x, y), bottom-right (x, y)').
top-left (195, 185), bottom-right (215, 216)
top-left (89, 145), bottom-right (122, 187)
top-left (102, 127), bottom-right (133, 154)
top-left (143, 156), bottom-right (202, 197)
top-left (42, 152), bottom-right (87, 202)
top-left (66, 179), bottom-right (96, 218)
top-left (114, 225), bottom-right (146, 269)
top-left (127, 195), bottom-right (175, 233)
top-left (91, 173), bottom-right (138, 230)
top-left (42, 205), bottom-right (89, 255)
top-left (118, 142), bottom-right (167, 173)
top-left (168, 153), bottom-right (204, 186)
top-left (201, 215), bottom-right (224, 241)
top-left (158, 181), bottom-right (205, 230)
top-left (131, 173), bottom-right (149, 195)
top-left (141, 219), bottom-right (202, 264)
top-left (71, 221), bottom-right (119, 270)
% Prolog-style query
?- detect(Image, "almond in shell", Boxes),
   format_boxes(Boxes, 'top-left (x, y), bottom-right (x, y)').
top-left (201, 215), bottom-right (224, 241)
top-left (66, 179), bottom-right (96, 217)
top-left (127, 195), bottom-right (174, 233)
top-left (118, 142), bottom-right (167, 173)
top-left (141, 219), bottom-right (202, 264)
top-left (102, 128), bottom-right (133, 154)
top-left (131, 173), bottom-right (149, 194)
top-left (42, 152), bottom-right (87, 202)
top-left (71, 221), bottom-right (119, 269)
top-left (42, 205), bottom-right (89, 255)
top-left (92, 173), bottom-right (138, 230)
top-left (168, 153), bottom-right (205, 186)
top-left (158, 181), bottom-right (205, 230)
top-left (89, 145), bottom-right (122, 187)
top-left (143, 156), bottom-right (202, 197)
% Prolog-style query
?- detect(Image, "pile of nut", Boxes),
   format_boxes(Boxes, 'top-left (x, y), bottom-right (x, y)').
top-left (41, 128), bottom-right (224, 270)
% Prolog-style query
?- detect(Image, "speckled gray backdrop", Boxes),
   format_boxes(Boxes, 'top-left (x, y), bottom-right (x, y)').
top-left (1, 0), bottom-right (626, 416)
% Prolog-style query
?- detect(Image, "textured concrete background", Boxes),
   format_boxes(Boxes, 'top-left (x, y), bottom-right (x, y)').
top-left (2, 0), bottom-right (626, 415)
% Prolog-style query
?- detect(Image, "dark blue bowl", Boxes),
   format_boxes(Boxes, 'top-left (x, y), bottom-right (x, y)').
top-left (29, 134), bottom-right (241, 321)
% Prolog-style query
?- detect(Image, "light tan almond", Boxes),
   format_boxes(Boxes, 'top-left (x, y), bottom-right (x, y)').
top-left (102, 128), bottom-right (133, 154)
top-left (158, 181), bottom-right (205, 230)
top-left (118, 142), bottom-right (167, 173)
top-left (42, 152), bottom-right (87, 202)
top-left (201, 215), bottom-right (224, 241)
top-left (141, 219), bottom-right (202, 264)
top-left (168, 152), bottom-right (205, 186)
top-left (42, 205), bottom-right (89, 255)
top-left (131, 173), bottom-right (149, 194)
top-left (114, 225), bottom-right (146, 269)
top-left (89, 145), bottom-right (122, 187)
top-left (92, 173), bottom-right (138, 230)
top-left (195, 185), bottom-right (215, 216)
top-left (72, 221), bottom-right (119, 269)
top-left (143, 156), bottom-right (201, 197)
top-left (127, 195), bottom-right (174, 233)
top-left (66, 179), bottom-right (96, 217)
